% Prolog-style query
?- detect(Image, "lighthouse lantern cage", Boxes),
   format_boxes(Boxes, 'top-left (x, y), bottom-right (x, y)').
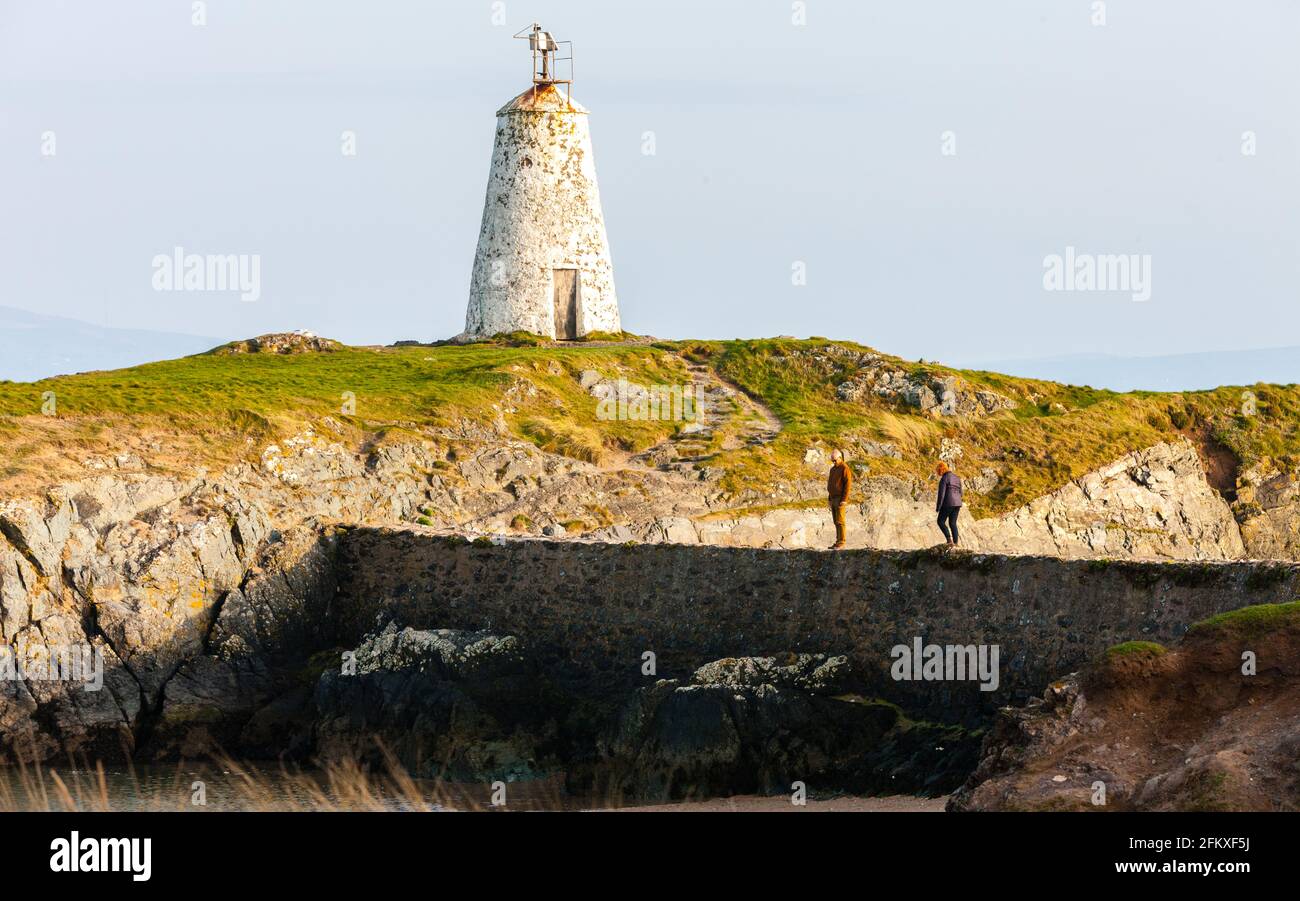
top-left (514, 23), bottom-right (574, 106)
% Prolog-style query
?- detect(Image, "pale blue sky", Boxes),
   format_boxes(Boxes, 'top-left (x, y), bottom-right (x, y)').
top-left (3, 0), bottom-right (1297, 366)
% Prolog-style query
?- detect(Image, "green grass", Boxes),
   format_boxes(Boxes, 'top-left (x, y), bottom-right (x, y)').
top-left (578, 330), bottom-right (641, 343)
top-left (1105, 640), bottom-right (1168, 659)
top-left (1181, 770), bottom-right (1232, 813)
top-left (4, 335), bottom-right (1300, 516)
top-left (4, 344), bottom-right (503, 421)
top-left (1188, 600), bottom-right (1300, 639)
top-left (0, 342), bottom-right (686, 489)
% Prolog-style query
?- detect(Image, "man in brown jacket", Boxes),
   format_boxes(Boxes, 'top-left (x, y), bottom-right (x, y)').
top-left (827, 449), bottom-right (852, 549)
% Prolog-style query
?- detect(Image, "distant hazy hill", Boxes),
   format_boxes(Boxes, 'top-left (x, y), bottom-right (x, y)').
top-left (954, 348), bottom-right (1300, 392)
top-left (0, 306), bottom-right (221, 383)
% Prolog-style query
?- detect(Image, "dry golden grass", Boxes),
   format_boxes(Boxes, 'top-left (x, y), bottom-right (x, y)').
top-left (874, 411), bottom-right (942, 454)
top-left (0, 747), bottom-right (577, 813)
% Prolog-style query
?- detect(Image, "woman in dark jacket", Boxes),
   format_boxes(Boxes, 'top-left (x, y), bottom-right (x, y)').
top-left (935, 462), bottom-right (963, 546)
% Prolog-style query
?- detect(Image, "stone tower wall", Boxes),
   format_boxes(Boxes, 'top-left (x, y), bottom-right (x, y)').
top-left (465, 88), bottom-right (620, 339)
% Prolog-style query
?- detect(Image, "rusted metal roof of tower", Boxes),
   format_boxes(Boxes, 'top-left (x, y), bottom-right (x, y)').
top-left (497, 83), bottom-right (589, 116)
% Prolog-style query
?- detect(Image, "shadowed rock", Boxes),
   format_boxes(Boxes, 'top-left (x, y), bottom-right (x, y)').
top-left (312, 624), bottom-right (562, 781)
top-left (574, 654), bottom-right (980, 802)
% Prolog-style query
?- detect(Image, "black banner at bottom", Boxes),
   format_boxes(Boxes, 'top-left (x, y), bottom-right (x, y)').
top-left (6, 810), bottom-right (1278, 887)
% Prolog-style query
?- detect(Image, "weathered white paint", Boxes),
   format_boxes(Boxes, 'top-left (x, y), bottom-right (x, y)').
top-left (464, 84), bottom-right (621, 340)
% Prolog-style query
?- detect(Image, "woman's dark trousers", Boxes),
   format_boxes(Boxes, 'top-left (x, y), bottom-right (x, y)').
top-left (938, 505), bottom-right (960, 544)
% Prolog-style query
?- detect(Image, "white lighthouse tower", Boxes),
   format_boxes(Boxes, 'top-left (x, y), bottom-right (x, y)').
top-left (463, 24), bottom-right (621, 341)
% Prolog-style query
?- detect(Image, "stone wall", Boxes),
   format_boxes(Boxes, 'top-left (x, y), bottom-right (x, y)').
top-left (334, 529), bottom-right (1300, 724)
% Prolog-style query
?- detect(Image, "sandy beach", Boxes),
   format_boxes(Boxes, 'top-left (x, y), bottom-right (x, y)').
top-left (613, 794), bottom-right (949, 813)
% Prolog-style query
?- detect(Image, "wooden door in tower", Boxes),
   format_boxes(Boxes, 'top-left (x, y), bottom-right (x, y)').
top-left (552, 269), bottom-right (579, 340)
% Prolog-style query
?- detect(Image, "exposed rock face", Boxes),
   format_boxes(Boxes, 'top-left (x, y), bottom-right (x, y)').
top-left (579, 654), bottom-right (979, 801)
top-left (1, 448), bottom-right (1296, 803)
top-left (0, 407), bottom-right (1291, 771)
top-left (0, 421), bottom-right (446, 763)
top-left (0, 418), bottom-right (651, 762)
top-left (948, 604), bottom-right (1300, 812)
top-left (623, 442), bottom-right (1245, 560)
top-left (147, 524), bottom-right (338, 758)
top-left (216, 332), bottom-right (341, 354)
top-left (831, 348), bottom-right (1015, 417)
top-left (1235, 470), bottom-right (1300, 559)
top-left (971, 441), bottom-right (1246, 559)
top-left (0, 478), bottom-right (256, 762)
top-left (691, 654), bottom-right (851, 693)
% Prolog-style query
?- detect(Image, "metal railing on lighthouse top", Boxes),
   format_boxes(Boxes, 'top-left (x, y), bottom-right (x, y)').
top-left (513, 23), bottom-right (574, 108)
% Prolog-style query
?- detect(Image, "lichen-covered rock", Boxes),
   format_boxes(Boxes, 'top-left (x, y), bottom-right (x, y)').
top-left (82, 503), bottom-right (245, 702)
top-left (0, 492), bottom-right (75, 577)
top-left (146, 525), bottom-right (338, 758)
top-left (834, 352), bottom-right (1015, 418)
top-left (312, 624), bottom-right (561, 781)
top-left (208, 525), bottom-right (337, 666)
top-left (1235, 469), bottom-right (1300, 559)
top-left (972, 441), bottom-right (1245, 559)
top-left (216, 332), bottom-right (341, 354)
top-left (578, 654), bottom-right (980, 801)
top-left (690, 653), bottom-right (850, 694)
top-left (0, 617), bottom-right (140, 763)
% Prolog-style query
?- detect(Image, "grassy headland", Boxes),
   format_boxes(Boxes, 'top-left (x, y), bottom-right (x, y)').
top-left (1, 335), bottom-right (1297, 515)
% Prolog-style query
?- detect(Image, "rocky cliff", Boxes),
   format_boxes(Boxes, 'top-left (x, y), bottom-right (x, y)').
top-left (1236, 468), bottom-right (1300, 560)
top-left (652, 441), bottom-right (1245, 559)
top-left (0, 417), bottom-right (1293, 762)
top-left (1, 427), bottom-right (1296, 802)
